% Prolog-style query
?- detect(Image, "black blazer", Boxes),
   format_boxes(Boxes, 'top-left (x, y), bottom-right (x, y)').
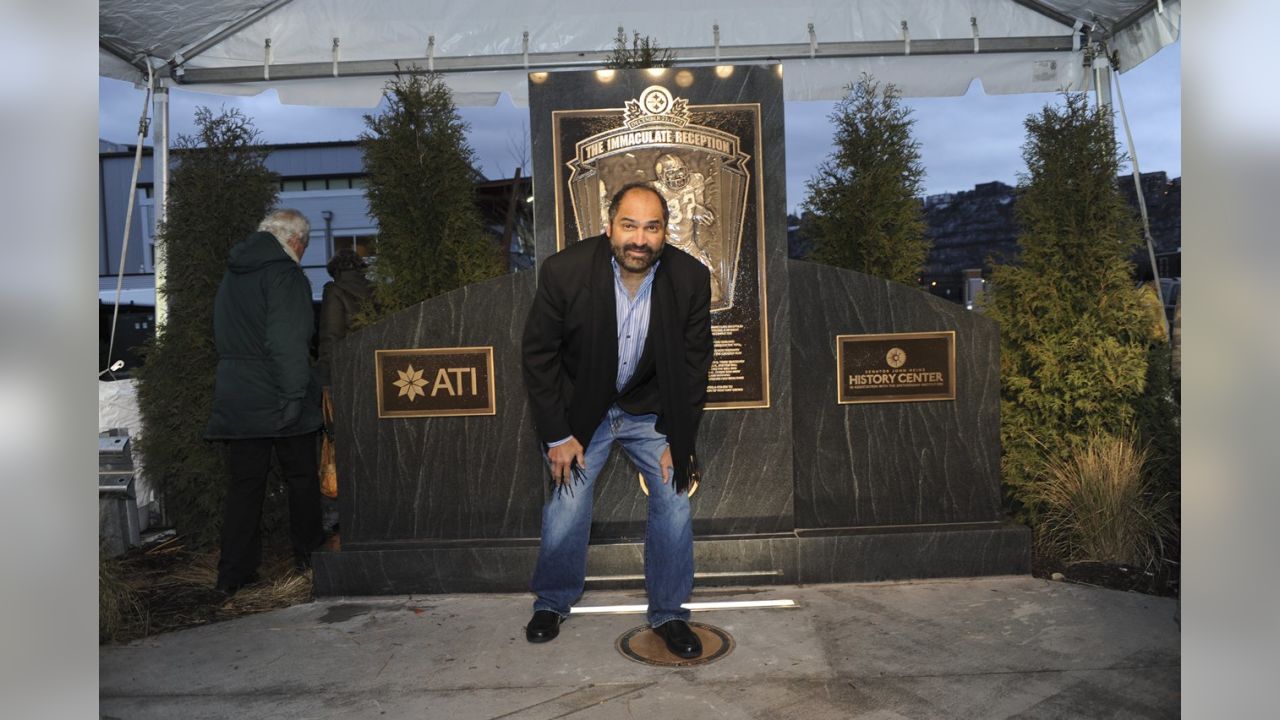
top-left (521, 234), bottom-right (713, 490)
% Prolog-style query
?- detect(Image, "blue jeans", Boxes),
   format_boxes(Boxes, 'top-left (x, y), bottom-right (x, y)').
top-left (531, 407), bottom-right (694, 627)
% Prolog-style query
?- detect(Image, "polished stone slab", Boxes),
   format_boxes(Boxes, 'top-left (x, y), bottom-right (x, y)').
top-left (331, 261), bottom-right (797, 543)
top-left (324, 69), bottom-right (1022, 595)
top-left (330, 270), bottom-right (545, 544)
top-left (788, 259), bottom-right (1004, 529)
top-left (795, 522), bottom-right (1031, 583)
top-left (528, 64), bottom-right (797, 537)
top-left (334, 64), bottom-right (798, 548)
top-left (313, 523), bottom-right (1026, 596)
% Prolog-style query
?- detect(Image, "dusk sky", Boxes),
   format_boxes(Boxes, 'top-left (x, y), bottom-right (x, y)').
top-left (99, 41), bottom-right (1179, 213)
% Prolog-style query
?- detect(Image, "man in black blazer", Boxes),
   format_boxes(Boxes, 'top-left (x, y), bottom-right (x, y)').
top-left (522, 182), bottom-right (713, 658)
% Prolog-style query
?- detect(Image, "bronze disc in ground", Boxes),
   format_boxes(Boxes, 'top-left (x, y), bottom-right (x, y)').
top-left (615, 621), bottom-right (733, 667)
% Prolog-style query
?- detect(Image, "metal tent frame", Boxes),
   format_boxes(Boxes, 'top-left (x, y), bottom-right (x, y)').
top-left (98, 0), bottom-right (1178, 332)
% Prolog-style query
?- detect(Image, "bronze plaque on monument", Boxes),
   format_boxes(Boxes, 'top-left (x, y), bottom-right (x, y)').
top-left (548, 68), bottom-right (771, 410)
top-left (836, 331), bottom-right (956, 404)
top-left (375, 347), bottom-right (497, 418)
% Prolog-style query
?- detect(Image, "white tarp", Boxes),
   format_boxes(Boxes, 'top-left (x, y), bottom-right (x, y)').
top-left (98, 379), bottom-right (155, 511)
top-left (100, 0), bottom-right (1179, 106)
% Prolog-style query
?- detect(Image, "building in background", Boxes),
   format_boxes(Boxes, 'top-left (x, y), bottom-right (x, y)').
top-left (786, 172), bottom-right (1179, 313)
top-left (917, 172), bottom-right (1180, 306)
top-left (99, 140), bottom-right (532, 372)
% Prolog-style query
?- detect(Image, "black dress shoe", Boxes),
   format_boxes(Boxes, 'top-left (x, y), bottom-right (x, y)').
top-left (655, 619), bottom-right (702, 658)
top-left (525, 610), bottom-right (562, 643)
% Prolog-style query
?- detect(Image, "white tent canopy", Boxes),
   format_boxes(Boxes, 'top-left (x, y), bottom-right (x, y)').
top-left (97, 0), bottom-right (1179, 333)
top-left (100, 0), bottom-right (1180, 107)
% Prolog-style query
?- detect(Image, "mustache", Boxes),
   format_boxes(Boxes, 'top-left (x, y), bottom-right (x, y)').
top-left (623, 244), bottom-right (654, 255)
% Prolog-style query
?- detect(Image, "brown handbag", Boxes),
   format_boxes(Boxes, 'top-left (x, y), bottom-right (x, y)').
top-left (320, 387), bottom-right (338, 499)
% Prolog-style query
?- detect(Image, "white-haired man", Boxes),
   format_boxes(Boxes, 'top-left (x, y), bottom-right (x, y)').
top-left (206, 208), bottom-right (324, 596)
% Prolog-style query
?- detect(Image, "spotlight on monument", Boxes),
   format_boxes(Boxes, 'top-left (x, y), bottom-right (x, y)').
top-left (595, 69), bottom-right (616, 82)
top-left (715, 65), bottom-right (734, 78)
top-left (529, 72), bottom-right (548, 84)
top-left (570, 599), bottom-right (797, 615)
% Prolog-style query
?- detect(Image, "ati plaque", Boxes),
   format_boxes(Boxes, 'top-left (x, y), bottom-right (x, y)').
top-left (544, 66), bottom-right (774, 410)
top-left (375, 347), bottom-right (496, 418)
top-left (836, 331), bottom-right (956, 404)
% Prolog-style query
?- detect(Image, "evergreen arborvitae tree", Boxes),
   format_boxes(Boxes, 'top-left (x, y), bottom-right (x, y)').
top-left (134, 107), bottom-right (279, 545)
top-left (359, 71), bottom-right (502, 319)
top-left (604, 29), bottom-right (675, 69)
top-left (984, 92), bottom-right (1168, 520)
top-left (801, 74), bottom-right (930, 284)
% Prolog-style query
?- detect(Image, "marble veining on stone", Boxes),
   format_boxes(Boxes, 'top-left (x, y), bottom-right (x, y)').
top-left (332, 270), bottom-right (545, 544)
top-left (527, 63), bottom-right (797, 539)
top-left (317, 66), bottom-right (1023, 596)
top-left (788, 259), bottom-right (1002, 529)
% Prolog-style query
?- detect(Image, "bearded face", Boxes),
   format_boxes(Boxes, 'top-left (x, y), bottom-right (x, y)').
top-left (606, 188), bottom-right (667, 275)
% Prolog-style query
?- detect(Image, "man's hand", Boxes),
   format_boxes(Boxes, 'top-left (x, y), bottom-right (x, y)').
top-left (547, 437), bottom-right (585, 487)
top-left (659, 445), bottom-right (673, 486)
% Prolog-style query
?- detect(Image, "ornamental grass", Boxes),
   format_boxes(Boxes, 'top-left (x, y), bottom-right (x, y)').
top-left (99, 536), bottom-right (313, 645)
top-left (99, 550), bottom-right (145, 644)
top-left (1031, 430), bottom-right (1177, 570)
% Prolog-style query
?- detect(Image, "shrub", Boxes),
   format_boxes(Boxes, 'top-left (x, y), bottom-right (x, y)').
top-left (604, 28), bottom-right (676, 69)
top-left (982, 93), bottom-right (1169, 521)
top-left (801, 74), bottom-right (930, 284)
top-left (358, 71), bottom-right (503, 322)
top-left (133, 107), bottom-right (280, 546)
top-left (1030, 431), bottom-right (1175, 569)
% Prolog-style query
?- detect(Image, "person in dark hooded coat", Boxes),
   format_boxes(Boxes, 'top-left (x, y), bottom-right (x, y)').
top-left (316, 248), bottom-right (373, 385)
top-left (205, 208), bottom-right (323, 596)
top-left (314, 248), bottom-right (373, 532)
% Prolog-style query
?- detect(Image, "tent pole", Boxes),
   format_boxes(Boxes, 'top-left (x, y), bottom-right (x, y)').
top-left (1092, 52), bottom-right (1112, 109)
top-left (1109, 62), bottom-right (1170, 340)
top-left (152, 82), bottom-right (170, 330)
top-left (1094, 51), bottom-right (1169, 339)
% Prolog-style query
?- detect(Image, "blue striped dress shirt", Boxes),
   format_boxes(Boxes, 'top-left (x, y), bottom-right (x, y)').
top-left (612, 256), bottom-right (658, 391)
top-left (547, 257), bottom-right (659, 449)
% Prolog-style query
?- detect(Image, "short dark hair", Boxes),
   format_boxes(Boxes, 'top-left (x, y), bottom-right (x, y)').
top-left (326, 247), bottom-right (367, 278)
top-left (607, 182), bottom-right (670, 227)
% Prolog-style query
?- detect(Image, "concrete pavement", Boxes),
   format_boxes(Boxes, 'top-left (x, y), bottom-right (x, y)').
top-left (100, 576), bottom-right (1179, 719)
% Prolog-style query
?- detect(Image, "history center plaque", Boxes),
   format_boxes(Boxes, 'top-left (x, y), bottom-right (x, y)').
top-left (544, 66), bottom-right (774, 410)
top-left (836, 331), bottom-right (956, 404)
top-left (375, 347), bottom-right (497, 418)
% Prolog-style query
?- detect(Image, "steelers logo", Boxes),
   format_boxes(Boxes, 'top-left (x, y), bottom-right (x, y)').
top-left (886, 347), bottom-right (907, 368)
top-left (640, 86), bottom-right (674, 115)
